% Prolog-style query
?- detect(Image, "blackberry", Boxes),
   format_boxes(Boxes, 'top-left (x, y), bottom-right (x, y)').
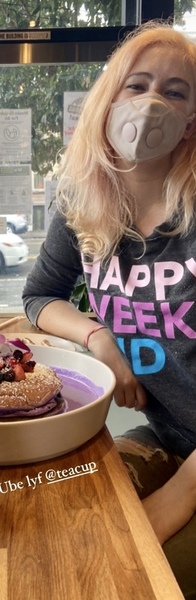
top-left (13, 349), bottom-right (23, 362)
top-left (1, 367), bottom-right (15, 382)
top-left (25, 360), bottom-right (36, 369)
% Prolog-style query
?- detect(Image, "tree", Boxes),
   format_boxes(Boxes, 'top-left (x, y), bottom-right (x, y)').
top-left (0, 63), bottom-right (102, 174)
top-left (174, 0), bottom-right (195, 24)
top-left (0, 0), bottom-right (121, 175)
top-left (0, 0), bottom-right (121, 28)
top-left (0, 0), bottom-right (195, 29)
top-left (0, 0), bottom-right (195, 174)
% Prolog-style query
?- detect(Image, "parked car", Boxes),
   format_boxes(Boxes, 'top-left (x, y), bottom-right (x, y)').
top-left (0, 214), bottom-right (28, 234)
top-left (0, 232), bottom-right (29, 272)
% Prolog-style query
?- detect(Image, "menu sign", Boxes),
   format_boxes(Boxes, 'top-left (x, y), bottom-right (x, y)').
top-left (0, 165), bottom-right (32, 214)
top-left (63, 91), bottom-right (86, 146)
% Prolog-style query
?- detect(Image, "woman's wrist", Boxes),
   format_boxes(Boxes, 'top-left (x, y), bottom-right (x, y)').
top-left (87, 326), bottom-right (116, 356)
top-left (83, 325), bottom-right (107, 349)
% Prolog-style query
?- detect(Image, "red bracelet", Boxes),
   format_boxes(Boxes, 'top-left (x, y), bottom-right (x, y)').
top-left (83, 325), bottom-right (107, 349)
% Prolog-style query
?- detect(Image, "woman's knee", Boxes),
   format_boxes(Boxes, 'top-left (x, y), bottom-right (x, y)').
top-left (114, 429), bottom-right (179, 500)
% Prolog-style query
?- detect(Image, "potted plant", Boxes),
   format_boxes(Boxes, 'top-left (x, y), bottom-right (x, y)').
top-left (70, 276), bottom-right (95, 316)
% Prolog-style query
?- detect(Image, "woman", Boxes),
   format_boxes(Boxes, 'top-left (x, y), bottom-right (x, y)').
top-left (23, 22), bottom-right (196, 597)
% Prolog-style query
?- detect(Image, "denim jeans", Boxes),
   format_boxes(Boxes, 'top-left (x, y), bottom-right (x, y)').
top-left (114, 425), bottom-right (196, 600)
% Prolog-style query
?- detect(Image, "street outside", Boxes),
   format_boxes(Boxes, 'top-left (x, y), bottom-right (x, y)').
top-left (0, 236), bottom-right (44, 310)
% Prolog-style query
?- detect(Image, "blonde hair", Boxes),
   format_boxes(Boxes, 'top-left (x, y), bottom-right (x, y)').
top-left (56, 21), bottom-right (196, 260)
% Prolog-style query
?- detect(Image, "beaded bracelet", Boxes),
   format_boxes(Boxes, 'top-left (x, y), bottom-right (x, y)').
top-left (83, 325), bottom-right (107, 349)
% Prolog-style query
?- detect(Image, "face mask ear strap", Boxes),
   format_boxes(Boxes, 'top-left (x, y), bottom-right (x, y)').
top-left (183, 115), bottom-right (196, 139)
top-left (187, 112), bottom-right (196, 123)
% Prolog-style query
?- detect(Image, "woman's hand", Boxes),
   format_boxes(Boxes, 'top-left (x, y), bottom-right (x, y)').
top-left (88, 328), bottom-right (147, 411)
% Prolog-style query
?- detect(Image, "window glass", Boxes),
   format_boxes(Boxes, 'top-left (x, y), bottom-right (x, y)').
top-left (0, 62), bottom-right (103, 313)
top-left (33, 173), bottom-right (45, 191)
top-left (0, 1), bottom-right (186, 314)
top-left (0, 1), bottom-right (123, 29)
top-left (174, 1), bottom-right (196, 38)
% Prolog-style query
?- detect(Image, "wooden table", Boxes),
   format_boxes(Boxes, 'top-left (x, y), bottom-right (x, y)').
top-left (0, 318), bottom-right (184, 600)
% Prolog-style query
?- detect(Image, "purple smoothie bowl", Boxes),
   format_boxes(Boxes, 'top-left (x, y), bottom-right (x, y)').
top-left (0, 346), bottom-right (116, 465)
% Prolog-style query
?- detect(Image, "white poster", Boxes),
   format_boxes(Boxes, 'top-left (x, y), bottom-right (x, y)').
top-left (63, 91), bottom-right (86, 146)
top-left (0, 109), bottom-right (31, 163)
top-left (0, 165), bottom-right (32, 214)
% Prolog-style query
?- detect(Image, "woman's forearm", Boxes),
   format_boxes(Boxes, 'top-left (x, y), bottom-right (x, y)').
top-left (37, 299), bottom-right (147, 410)
top-left (143, 449), bottom-right (196, 545)
top-left (36, 299), bottom-right (103, 347)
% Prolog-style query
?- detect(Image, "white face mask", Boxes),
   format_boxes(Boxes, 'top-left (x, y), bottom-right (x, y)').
top-left (106, 92), bottom-right (195, 164)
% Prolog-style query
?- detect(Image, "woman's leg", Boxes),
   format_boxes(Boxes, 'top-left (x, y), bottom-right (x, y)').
top-left (114, 425), bottom-right (180, 500)
top-left (114, 426), bottom-right (196, 599)
top-left (164, 517), bottom-right (196, 600)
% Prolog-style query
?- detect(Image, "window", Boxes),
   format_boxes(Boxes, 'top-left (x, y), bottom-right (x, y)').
top-left (33, 173), bottom-right (44, 191)
top-left (0, 1), bottom-right (177, 314)
top-left (0, 1), bottom-right (122, 29)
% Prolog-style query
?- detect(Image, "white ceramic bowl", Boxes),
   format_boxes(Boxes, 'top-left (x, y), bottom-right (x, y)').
top-left (6, 332), bottom-right (76, 352)
top-left (0, 346), bottom-right (116, 465)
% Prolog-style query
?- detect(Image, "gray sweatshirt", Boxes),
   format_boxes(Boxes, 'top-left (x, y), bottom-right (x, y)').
top-left (23, 209), bottom-right (196, 459)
